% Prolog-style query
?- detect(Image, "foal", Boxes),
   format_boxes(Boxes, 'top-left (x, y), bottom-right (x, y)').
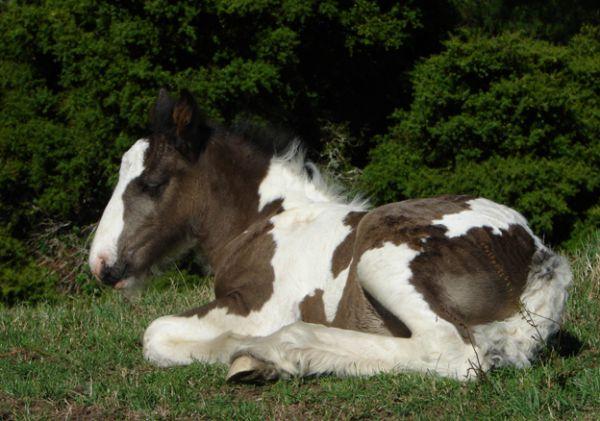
top-left (89, 90), bottom-right (571, 381)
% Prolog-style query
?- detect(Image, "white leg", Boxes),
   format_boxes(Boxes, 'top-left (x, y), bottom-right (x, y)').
top-left (143, 298), bottom-right (285, 367)
top-left (230, 321), bottom-right (481, 380)
top-left (143, 314), bottom-right (245, 367)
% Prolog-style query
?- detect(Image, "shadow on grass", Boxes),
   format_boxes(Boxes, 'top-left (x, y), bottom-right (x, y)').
top-left (547, 329), bottom-right (585, 358)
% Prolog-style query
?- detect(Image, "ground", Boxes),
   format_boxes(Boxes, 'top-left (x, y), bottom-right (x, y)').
top-left (1, 233), bottom-right (598, 419)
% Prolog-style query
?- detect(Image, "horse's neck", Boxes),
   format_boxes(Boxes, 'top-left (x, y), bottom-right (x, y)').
top-left (191, 137), bottom-right (351, 265)
top-left (191, 137), bottom-right (275, 263)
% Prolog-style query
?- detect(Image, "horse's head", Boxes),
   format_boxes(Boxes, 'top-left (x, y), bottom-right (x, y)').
top-left (89, 89), bottom-right (209, 290)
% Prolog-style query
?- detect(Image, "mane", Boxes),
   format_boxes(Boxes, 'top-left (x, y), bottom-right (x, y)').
top-left (229, 119), bottom-right (298, 157)
top-left (229, 120), bottom-right (367, 209)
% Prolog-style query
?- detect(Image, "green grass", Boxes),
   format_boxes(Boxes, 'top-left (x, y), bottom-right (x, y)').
top-left (1, 233), bottom-right (599, 419)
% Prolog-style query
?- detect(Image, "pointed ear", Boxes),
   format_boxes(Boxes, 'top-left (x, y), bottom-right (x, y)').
top-left (171, 90), bottom-right (211, 161)
top-left (172, 90), bottom-right (199, 139)
top-left (150, 88), bottom-right (176, 133)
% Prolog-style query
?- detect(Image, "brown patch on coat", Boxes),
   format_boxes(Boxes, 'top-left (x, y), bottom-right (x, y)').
top-left (408, 224), bottom-right (535, 338)
top-left (259, 198), bottom-right (284, 218)
top-left (299, 289), bottom-right (327, 324)
top-left (353, 195), bottom-right (473, 253)
top-left (328, 210), bottom-right (414, 337)
top-left (364, 291), bottom-right (412, 338)
top-left (331, 211), bottom-right (366, 278)
top-left (329, 264), bottom-right (408, 337)
top-left (181, 220), bottom-right (277, 318)
top-left (180, 300), bottom-right (220, 318)
top-left (170, 131), bottom-right (288, 317)
top-left (180, 198), bottom-right (283, 319)
top-left (328, 197), bottom-right (475, 337)
top-left (349, 195), bottom-right (536, 340)
top-left (190, 133), bottom-right (276, 263)
top-left (215, 218), bottom-right (279, 316)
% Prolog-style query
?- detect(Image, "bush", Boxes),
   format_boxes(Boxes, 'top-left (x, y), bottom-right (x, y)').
top-left (1, 1), bottom-right (598, 302)
top-left (0, 262), bottom-right (60, 305)
top-left (0, 0), bottom-right (457, 302)
top-left (450, 0), bottom-right (600, 42)
top-left (0, 0), bottom-right (445, 235)
top-left (361, 28), bottom-right (600, 245)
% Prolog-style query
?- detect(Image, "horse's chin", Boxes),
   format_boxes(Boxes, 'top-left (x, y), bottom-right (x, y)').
top-left (114, 276), bottom-right (147, 300)
top-left (114, 277), bottom-right (136, 290)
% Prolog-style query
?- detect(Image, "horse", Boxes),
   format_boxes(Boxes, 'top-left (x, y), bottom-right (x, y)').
top-left (88, 89), bottom-right (572, 382)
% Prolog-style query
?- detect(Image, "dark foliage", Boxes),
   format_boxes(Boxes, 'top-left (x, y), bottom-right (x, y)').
top-left (362, 28), bottom-right (600, 245)
top-left (0, 0), bottom-right (598, 302)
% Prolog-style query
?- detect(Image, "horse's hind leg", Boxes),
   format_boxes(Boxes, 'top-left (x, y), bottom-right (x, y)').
top-left (227, 320), bottom-right (480, 381)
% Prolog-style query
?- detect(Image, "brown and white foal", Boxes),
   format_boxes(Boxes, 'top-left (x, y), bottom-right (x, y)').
top-left (89, 90), bottom-right (571, 381)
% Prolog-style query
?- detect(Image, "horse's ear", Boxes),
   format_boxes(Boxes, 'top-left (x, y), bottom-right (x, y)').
top-left (172, 90), bottom-right (199, 139)
top-left (171, 90), bottom-right (211, 160)
top-left (150, 88), bottom-right (176, 132)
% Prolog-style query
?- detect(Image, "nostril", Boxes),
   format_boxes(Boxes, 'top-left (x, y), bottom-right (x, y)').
top-left (99, 263), bottom-right (128, 286)
top-left (100, 265), bottom-right (118, 286)
top-left (100, 264), bottom-right (112, 284)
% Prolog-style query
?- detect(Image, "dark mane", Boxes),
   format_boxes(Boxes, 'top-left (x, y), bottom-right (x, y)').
top-left (225, 119), bottom-right (304, 158)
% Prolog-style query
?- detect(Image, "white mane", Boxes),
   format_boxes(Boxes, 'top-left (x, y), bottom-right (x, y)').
top-left (258, 141), bottom-right (368, 212)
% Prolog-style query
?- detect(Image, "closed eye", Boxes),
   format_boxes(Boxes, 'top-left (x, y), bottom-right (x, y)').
top-left (140, 178), bottom-right (168, 196)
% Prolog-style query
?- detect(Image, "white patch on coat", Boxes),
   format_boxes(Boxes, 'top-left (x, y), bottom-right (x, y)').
top-left (268, 204), bottom-right (360, 324)
top-left (324, 266), bottom-right (350, 322)
top-left (432, 198), bottom-right (543, 247)
top-left (143, 313), bottom-right (247, 367)
top-left (473, 251), bottom-right (572, 368)
top-left (258, 142), bottom-right (367, 211)
top-left (257, 150), bottom-right (367, 322)
top-left (89, 139), bottom-right (149, 275)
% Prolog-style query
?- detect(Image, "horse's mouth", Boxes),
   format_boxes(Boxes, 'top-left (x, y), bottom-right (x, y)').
top-left (114, 278), bottom-right (135, 289)
top-left (114, 274), bottom-right (148, 290)
top-left (112, 275), bottom-right (148, 300)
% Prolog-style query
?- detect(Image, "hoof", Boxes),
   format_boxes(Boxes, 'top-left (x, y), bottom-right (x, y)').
top-left (226, 354), bottom-right (279, 384)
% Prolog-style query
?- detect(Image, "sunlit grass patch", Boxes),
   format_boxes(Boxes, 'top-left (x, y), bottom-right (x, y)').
top-left (1, 233), bottom-right (598, 418)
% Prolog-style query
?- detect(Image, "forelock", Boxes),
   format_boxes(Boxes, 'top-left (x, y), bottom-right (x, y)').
top-left (121, 138), bottom-right (150, 177)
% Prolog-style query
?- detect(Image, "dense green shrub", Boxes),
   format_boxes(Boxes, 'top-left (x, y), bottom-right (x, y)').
top-left (451, 0), bottom-right (600, 42)
top-left (361, 27), bottom-right (600, 244)
top-left (0, 0), bottom-right (452, 232)
top-left (1, 1), bottom-right (598, 303)
top-left (0, 0), bottom-right (456, 302)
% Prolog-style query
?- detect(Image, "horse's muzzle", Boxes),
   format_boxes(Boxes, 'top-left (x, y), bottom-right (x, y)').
top-left (100, 262), bottom-right (128, 287)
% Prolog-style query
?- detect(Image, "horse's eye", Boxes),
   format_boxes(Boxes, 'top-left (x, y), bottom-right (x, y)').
top-left (140, 178), bottom-right (168, 196)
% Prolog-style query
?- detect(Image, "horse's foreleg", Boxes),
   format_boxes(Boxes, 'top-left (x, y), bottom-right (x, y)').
top-left (143, 298), bottom-right (257, 367)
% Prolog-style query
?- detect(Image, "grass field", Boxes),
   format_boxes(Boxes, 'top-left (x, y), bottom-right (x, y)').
top-left (1, 233), bottom-right (599, 419)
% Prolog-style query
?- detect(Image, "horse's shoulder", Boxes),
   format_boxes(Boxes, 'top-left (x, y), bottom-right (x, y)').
top-left (213, 217), bottom-right (277, 281)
